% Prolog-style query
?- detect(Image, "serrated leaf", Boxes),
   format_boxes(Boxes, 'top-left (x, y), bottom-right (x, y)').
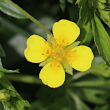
top-left (0, 44), bottom-right (5, 57)
top-left (0, 0), bottom-right (27, 19)
top-left (77, 3), bottom-right (92, 43)
top-left (91, 57), bottom-right (110, 78)
top-left (89, 0), bottom-right (110, 27)
top-left (91, 13), bottom-right (110, 67)
top-left (98, 9), bottom-right (110, 26)
top-left (97, 0), bottom-right (110, 27)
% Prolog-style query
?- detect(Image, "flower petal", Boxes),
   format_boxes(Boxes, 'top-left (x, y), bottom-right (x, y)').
top-left (65, 46), bottom-right (94, 71)
top-left (39, 61), bottom-right (65, 88)
top-left (53, 19), bottom-right (80, 46)
top-left (24, 34), bottom-right (51, 63)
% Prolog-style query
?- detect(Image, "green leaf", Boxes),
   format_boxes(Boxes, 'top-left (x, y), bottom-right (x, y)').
top-left (0, 102), bottom-right (4, 110)
top-left (68, 89), bottom-right (91, 110)
top-left (96, 0), bottom-right (110, 27)
top-left (59, 0), bottom-right (66, 11)
top-left (77, 3), bottom-right (92, 43)
top-left (91, 13), bottom-right (110, 67)
top-left (75, 0), bottom-right (81, 4)
top-left (0, 89), bottom-right (10, 102)
top-left (0, 44), bottom-right (5, 57)
top-left (76, 88), bottom-right (109, 104)
top-left (0, 0), bottom-right (27, 19)
top-left (0, 76), bottom-right (31, 109)
top-left (77, 0), bottom-right (110, 67)
top-left (91, 57), bottom-right (110, 77)
top-left (94, 105), bottom-right (110, 110)
top-left (87, 0), bottom-right (110, 27)
top-left (67, 0), bottom-right (73, 3)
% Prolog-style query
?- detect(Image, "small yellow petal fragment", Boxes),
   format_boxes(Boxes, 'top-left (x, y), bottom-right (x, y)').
top-left (39, 61), bottom-right (65, 88)
top-left (24, 34), bottom-right (51, 63)
top-left (66, 45), bottom-right (94, 71)
top-left (53, 19), bottom-right (80, 46)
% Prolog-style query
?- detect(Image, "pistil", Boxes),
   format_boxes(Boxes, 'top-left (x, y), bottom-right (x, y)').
top-left (51, 44), bottom-right (66, 61)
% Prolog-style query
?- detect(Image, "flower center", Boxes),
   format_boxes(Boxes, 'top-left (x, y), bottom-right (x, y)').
top-left (51, 44), bottom-right (66, 61)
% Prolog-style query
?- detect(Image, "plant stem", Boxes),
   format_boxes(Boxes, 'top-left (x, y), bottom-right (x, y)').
top-left (5, 0), bottom-right (52, 35)
top-left (5, 74), bottom-right (42, 85)
top-left (70, 80), bottom-right (108, 87)
top-left (68, 70), bottom-right (91, 82)
top-left (67, 89), bottom-right (91, 110)
top-left (73, 70), bottom-right (90, 80)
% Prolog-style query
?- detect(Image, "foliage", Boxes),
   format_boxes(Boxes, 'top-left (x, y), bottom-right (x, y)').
top-left (0, 0), bottom-right (110, 110)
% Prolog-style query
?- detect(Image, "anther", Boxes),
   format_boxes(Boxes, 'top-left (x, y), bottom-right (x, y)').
top-left (51, 36), bottom-right (54, 39)
top-left (70, 48), bottom-right (72, 50)
top-left (57, 65), bottom-right (60, 67)
top-left (62, 40), bottom-right (64, 42)
top-left (45, 41), bottom-right (48, 44)
top-left (56, 43), bottom-right (58, 46)
top-left (45, 62), bottom-right (48, 64)
top-left (46, 49), bottom-right (49, 54)
top-left (49, 43), bottom-right (52, 46)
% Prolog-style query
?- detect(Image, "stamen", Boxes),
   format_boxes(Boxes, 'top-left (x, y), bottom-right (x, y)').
top-left (62, 40), bottom-right (64, 42)
top-left (70, 48), bottom-right (72, 50)
top-left (45, 62), bottom-right (48, 64)
top-left (49, 43), bottom-right (52, 46)
top-left (57, 65), bottom-right (60, 67)
top-left (46, 49), bottom-right (50, 54)
top-left (51, 36), bottom-right (54, 39)
top-left (56, 43), bottom-right (58, 46)
top-left (45, 41), bottom-right (48, 44)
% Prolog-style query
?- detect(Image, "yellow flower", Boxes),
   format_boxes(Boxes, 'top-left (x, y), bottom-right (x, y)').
top-left (24, 19), bottom-right (94, 88)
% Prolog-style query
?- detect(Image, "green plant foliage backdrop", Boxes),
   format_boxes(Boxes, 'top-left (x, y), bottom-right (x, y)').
top-left (0, 0), bottom-right (110, 110)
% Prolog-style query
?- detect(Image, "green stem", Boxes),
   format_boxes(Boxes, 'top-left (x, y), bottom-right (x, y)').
top-left (67, 89), bottom-right (91, 110)
top-left (73, 70), bottom-right (90, 80)
top-left (70, 80), bottom-right (109, 87)
top-left (68, 69), bottom-right (91, 82)
top-left (5, 0), bottom-right (52, 35)
top-left (0, 67), bottom-right (19, 73)
top-left (5, 74), bottom-right (42, 85)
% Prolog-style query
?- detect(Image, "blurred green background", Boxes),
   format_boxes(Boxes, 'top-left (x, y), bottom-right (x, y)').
top-left (0, 0), bottom-right (110, 110)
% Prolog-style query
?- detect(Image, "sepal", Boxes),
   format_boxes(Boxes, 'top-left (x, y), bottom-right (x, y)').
top-left (47, 34), bottom-right (57, 48)
top-left (65, 41), bottom-right (80, 51)
top-left (61, 59), bottom-right (73, 75)
top-left (39, 57), bottom-right (54, 67)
